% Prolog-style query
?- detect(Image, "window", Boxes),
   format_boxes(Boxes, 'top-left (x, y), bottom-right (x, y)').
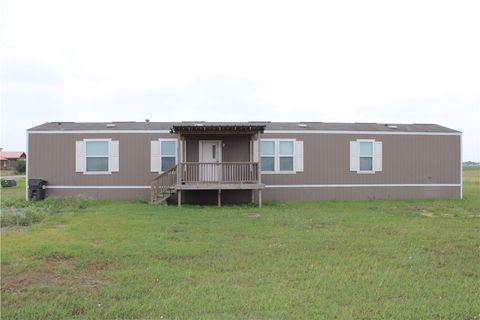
top-left (359, 141), bottom-right (373, 172)
top-left (349, 139), bottom-right (382, 174)
top-left (86, 140), bottom-right (109, 172)
top-left (260, 141), bottom-right (275, 171)
top-left (279, 141), bottom-right (294, 171)
top-left (160, 140), bottom-right (176, 171)
top-left (260, 139), bottom-right (296, 173)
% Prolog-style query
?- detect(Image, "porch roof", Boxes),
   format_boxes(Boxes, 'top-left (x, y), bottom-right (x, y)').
top-left (171, 124), bottom-right (266, 134)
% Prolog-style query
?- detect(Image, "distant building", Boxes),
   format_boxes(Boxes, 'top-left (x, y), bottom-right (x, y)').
top-left (0, 149), bottom-right (26, 171)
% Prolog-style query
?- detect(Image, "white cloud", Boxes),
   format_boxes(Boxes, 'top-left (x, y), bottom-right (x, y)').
top-left (1, 0), bottom-right (479, 160)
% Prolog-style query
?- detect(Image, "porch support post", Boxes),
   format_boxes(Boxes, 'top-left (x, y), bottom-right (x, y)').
top-left (258, 190), bottom-right (262, 208)
top-left (177, 134), bottom-right (182, 186)
top-left (250, 135), bottom-right (254, 162)
top-left (181, 135), bottom-right (187, 163)
top-left (257, 133), bottom-right (261, 185)
top-left (217, 189), bottom-right (222, 207)
top-left (178, 190), bottom-right (182, 207)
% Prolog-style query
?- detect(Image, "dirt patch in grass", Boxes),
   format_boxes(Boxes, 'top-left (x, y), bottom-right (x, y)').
top-left (50, 224), bottom-right (65, 229)
top-left (1, 225), bottom-right (29, 233)
top-left (1, 259), bottom-right (73, 294)
top-left (245, 212), bottom-right (261, 218)
top-left (420, 211), bottom-right (435, 218)
top-left (1, 259), bottom-right (107, 294)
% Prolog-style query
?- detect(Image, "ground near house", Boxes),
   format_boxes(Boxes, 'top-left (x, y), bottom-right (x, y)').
top-left (0, 170), bottom-right (22, 178)
top-left (1, 170), bottom-right (479, 319)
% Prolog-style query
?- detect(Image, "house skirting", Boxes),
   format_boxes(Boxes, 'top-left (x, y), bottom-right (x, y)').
top-left (261, 185), bottom-right (461, 201)
top-left (44, 184), bottom-right (461, 201)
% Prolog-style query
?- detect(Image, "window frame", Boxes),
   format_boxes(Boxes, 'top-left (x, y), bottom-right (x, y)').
top-left (84, 139), bottom-right (111, 175)
top-left (357, 139), bottom-right (375, 174)
top-left (260, 139), bottom-right (276, 173)
top-left (260, 139), bottom-right (296, 174)
top-left (278, 140), bottom-right (295, 172)
top-left (159, 138), bottom-right (178, 173)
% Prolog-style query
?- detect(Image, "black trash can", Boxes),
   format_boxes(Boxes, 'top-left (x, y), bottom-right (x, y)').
top-left (28, 179), bottom-right (47, 200)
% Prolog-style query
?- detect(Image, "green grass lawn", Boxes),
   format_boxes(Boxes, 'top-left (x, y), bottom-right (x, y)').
top-left (1, 170), bottom-right (479, 319)
top-left (1, 178), bottom-right (25, 200)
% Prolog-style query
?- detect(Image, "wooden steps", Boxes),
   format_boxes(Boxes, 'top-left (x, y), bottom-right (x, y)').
top-left (152, 188), bottom-right (176, 204)
top-left (150, 166), bottom-right (178, 204)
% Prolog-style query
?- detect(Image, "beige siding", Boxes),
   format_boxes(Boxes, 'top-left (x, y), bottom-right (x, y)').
top-left (47, 188), bottom-right (150, 200)
top-left (261, 186), bottom-right (460, 201)
top-left (261, 133), bottom-right (461, 185)
top-left (185, 134), bottom-right (251, 162)
top-left (28, 131), bottom-right (461, 201)
top-left (28, 133), bottom-right (175, 186)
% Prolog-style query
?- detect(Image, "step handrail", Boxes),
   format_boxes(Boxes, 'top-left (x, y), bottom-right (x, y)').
top-left (150, 165), bottom-right (178, 203)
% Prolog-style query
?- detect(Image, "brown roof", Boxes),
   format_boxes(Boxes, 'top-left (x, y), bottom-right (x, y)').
top-left (171, 124), bottom-right (266, 134)
top-left (28, 121), bottom-right (460, 133)
top-left (0, 151), bottom-right (26, 159)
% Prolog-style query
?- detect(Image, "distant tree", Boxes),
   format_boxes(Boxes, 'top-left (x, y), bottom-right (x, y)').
top-left (15, 159), bottom-right (26, 174)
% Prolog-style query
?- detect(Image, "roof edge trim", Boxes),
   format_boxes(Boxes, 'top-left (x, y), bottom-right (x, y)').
top-left (264, 130), bottom-right (461, 135)
top-left (27, 129), bottom-right (461, 136)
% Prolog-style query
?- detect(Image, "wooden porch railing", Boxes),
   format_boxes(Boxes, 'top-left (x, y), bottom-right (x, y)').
top-left (150, 162), bottom-right (260, 203)
top-left (150, 165), bottom-right (177, 203)
top-left (179, 162), bottom-right (259, 184)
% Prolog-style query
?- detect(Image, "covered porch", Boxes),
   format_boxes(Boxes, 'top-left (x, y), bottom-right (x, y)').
top-left (151, 123), bottom-right (266, 207)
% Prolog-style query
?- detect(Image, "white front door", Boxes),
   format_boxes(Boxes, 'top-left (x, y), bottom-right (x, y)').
top-left (199, 140), bottom-right (222, 181)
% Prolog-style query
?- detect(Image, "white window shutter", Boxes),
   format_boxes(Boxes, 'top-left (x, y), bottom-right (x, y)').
top-left (151, 140), bottom-right (160, 172)
top-left (75, 140), bottom-right (85, 172)
top-left (295, 140), bottom-right (304, 172)
top-left (252, 140), bottom-right (259, 162)
top-left (109, 140), bottom-right (119, 172)
top-left (374, 141), bottom-right (382, 172)
top-left (349, 141), bottom-right (359, 171)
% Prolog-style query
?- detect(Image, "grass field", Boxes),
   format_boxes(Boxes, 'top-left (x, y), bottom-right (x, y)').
top-left (1, 169), bottom-right (479, 319)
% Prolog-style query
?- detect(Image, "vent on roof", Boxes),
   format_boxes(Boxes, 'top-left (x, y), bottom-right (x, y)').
top-left (386, 124), bottom-right (398, 129)
top-left (298, 123), bottom-right (308, 128)
top-left (106, 123), bottom-right (116, 128)
top-left (54, 122), bottom-right (74, 125)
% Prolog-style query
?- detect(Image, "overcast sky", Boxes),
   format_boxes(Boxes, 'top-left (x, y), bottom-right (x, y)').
top-left (1, 0), bottom-right (479, 161)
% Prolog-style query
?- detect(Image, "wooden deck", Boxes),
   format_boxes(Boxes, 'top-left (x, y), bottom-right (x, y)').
top-left (150, 162), bottom-right (264, 207)
top-left (176, 183), bottom-right (265, 190)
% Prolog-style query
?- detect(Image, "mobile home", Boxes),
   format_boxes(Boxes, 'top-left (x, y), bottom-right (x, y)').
top-left (27, 122), bottom-right (462, 206)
